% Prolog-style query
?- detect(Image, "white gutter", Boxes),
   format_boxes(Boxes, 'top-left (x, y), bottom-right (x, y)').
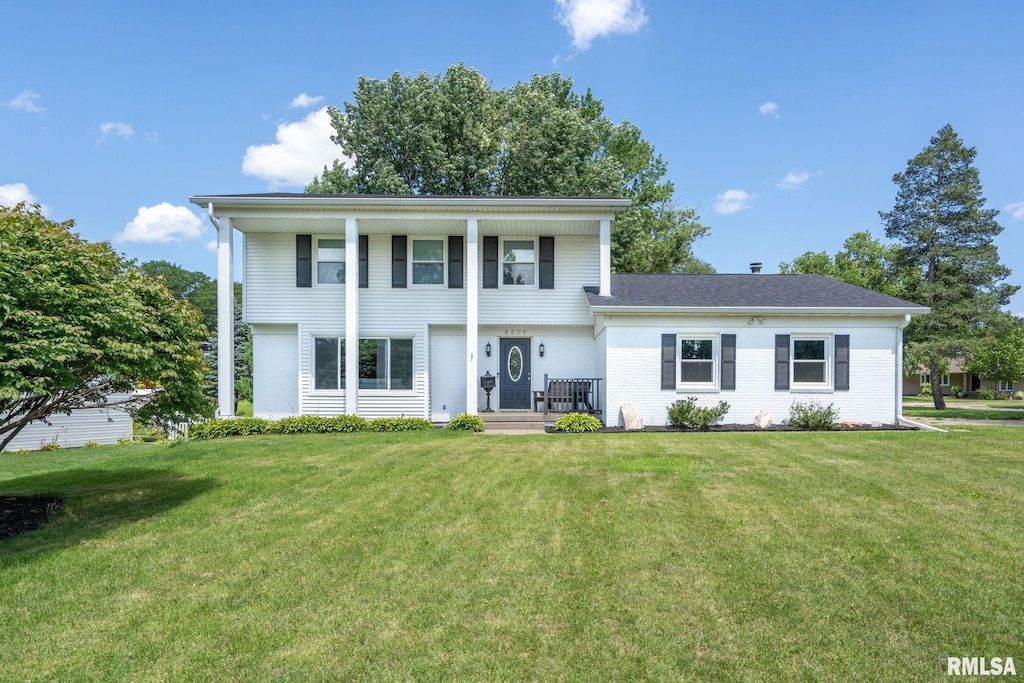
top-left (589, 305), bottom-right (929, 316)
top-left (205, 202), bottom-right (220, 231)
top-left (189, 195), bottom-right (632, 211)
top-left (895, 313), bottom-right (911, 425)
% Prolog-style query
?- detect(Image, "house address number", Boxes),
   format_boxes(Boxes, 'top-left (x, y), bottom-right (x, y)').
top-left (504, 328), bottom-right (527, 335)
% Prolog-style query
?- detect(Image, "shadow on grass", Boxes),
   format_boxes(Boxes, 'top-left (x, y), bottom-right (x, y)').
top-left (0, 467), bottom-right (218, 560)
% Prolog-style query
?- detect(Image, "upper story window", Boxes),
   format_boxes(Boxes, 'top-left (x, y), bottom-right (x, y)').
top-left (411, 239), bottom-right (445, 285)
top-left (792, 336), bottom-right (830, 387)
top-left (502, 240), bottom-right (535, 286)
top-left (679, 336), bottom-right (717, 387)
top-left (317, 238), bottom-right (345, 284)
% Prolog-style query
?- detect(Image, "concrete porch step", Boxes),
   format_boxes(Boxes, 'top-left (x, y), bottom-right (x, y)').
top-left (480, 411), bottom-right (549, 434)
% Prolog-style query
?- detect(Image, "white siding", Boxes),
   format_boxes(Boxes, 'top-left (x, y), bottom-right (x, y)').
top-left (429, 328), bottom-right (467, 422)
top-left (3, 399), bottom-right (133, 451)
top-left (252, 324), bottom-right (299, 418)
top-left (478, 236), bottom-right (598, 325)
top-left (604, 315), bottom-right (902, 427)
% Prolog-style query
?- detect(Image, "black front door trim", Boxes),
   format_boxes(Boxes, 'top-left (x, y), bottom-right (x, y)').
top-left (499, 338), bottom-right (531, 409)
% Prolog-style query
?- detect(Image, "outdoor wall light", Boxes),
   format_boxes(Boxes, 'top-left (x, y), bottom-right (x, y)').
top-left (539, 342), bottom-right (545, 357)
top-left (485, 342), bottom-right (492, 357)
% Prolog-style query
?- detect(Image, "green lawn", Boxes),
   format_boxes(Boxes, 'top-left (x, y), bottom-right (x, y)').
top-left (903, 407), bottom-right (1024, 420)
top-left (2, 430), bottom-right (1022, 681)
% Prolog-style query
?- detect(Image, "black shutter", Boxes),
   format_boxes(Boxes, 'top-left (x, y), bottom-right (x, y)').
top-left (775, 334), bottom-right (790, 390)
top-left (392, 235), bottom-right (407, 288)
top-left (661, 334), bottom-right (676, 390)
top-left (539, 236), bottom-right (554, 289)
top-left (296, 235), bottom-right (312, 288)
top-left (835, 334), bottom-right (850, 391)
top-left (358, 235), bottom-right (368, 288)
top-left (483, 236), bottom-right (498, 289)
top-left (448, 235), bottom-right (464, 289)
top-left (721, 334), bottom-right (736, 391)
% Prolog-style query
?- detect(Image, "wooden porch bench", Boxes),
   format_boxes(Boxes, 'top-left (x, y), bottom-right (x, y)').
top-left (533, 379), bottom-right (594, 413)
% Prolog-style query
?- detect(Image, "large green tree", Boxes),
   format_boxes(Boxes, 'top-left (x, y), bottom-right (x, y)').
top-left (308, 65), bottom-right (712, 273)
top-left (779, 230), bottom-right (919, 299)
top-left (963, 315), bottom-right (1024, 391)
top-left (880, 124), bottom-right (1018, 409)
top-left (1, 205), bottom-right (213, 449)
top-left (138, 260), bottom-right (218, 332)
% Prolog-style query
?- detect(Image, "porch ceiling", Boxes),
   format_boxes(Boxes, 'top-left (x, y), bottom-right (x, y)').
top-left (227, 215), bottom-right (602, 236)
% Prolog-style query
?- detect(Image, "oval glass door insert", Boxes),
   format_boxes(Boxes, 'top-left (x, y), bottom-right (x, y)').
top-left (507, 346), bottom-right (523, 382)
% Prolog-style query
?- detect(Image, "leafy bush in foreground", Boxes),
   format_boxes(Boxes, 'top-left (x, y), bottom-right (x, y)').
top-left (552, 413), bottom-right (603, 433)
top-left (367, 417), bottom-right (435, 432)
top-left (447, 414), bottom-right (485, 432)
top-left (785, 401), bottom-right (839, 430)
top-left (977, 387), bottom-right (995, 400)
top-left (270, 415), bottom-right (368, 434)
top-left (190, 418), bottom-right (272, 440)
top-left (667, 397), bottom-right (730, 430)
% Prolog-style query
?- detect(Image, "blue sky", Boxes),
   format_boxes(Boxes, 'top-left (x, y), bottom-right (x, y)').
top-left (3, 1), bottom-right (1022, 311)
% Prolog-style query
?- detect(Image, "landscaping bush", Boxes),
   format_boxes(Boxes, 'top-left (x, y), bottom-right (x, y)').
top-left (39, 442), bottom-right (62, 451)
top-left (189, 418), bottom-right (272, 440)
top-left (1015, 391), bottom-right (1024, 401)
top-left (920, 383), bottom-right (932, 397)
top-left (366, 417), bottom-right (435, 432)
top-left (786, 401), bottom-right (839, 430)
top-left (667, 397), bottom-right (730, 430)
top-left (270, 415), bottom-right (368, 434)
top-left (447, 413), bottom-right (485, 432)
top-left (552, 412), bottom-right (603, 432)
top-left (950, 385), bottom-right (962, 398)
top-left (977, 387), bottom-right (995, 400)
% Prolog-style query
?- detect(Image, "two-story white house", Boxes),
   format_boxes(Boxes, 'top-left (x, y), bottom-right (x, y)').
top-left (190, 194), bottom-right (927, 427)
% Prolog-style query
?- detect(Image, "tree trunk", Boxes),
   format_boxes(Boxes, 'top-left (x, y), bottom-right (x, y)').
top-left (930, 365), bottom-right (946, 410)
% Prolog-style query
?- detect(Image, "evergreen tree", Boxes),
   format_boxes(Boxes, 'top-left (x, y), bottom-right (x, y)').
top-left (880, 125), bottom-right (1018, 409)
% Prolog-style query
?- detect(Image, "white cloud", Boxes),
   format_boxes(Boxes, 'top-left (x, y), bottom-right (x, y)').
top-left (242, 107), bottom-right (344, 189)
top-left (777, 170), bottom-right (811, 190)
top-left (98, 121), bottom-right (135, 143)
top-left (0, 182), bottom-right (49, 214)
top-left (206, 239), bottom-right (218, 251)
top-left (1004, 200), bottom-right (1024, 221)
top-left (714, 189), bottom-right (754, 215)
top-left (289, 93), bottom-right (323, 109)
top-left (759, 101), bottom-right (778, 117)
top-left (555, 0), bottom-right (648, 51)
top-left (116, 203), bottom-right (205, 243)
top-left (8, 89), bottom-right (45, 113)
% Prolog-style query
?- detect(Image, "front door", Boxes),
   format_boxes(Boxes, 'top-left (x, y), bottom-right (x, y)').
top-left (499, 338), bottom-right (531, 409)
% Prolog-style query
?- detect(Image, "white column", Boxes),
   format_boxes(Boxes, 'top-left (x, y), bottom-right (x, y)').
top-left (216, 214), bottom-right (235, 417)
top-left (599, 218), bottom-right (611, 296)
top-left (345, 218), bottom-right (359, 416)
top-left (466, 217), bottom-right (479, 415)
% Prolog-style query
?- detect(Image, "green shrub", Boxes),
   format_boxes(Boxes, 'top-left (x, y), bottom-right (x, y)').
top-left (367, 417), bottom-right (434, 432)
top-left (189, 417), bottom-right (272, 440)
top-left (950, 385), bottom-right (961, 396)
top-left (82, 441), bottom-right (100, 448)
top-left (786, 400), bottom-right (839, 430)
top-left (270, 415), bottom-right (368, 434)
top-left (667, 397), bottom-right (730, 430)
top-left (552, 412), bottom-right (603, 432)
top-left (921, 383), bottom-right (933, 397)
top-left (447, 413), bottom-right (485, 432)
top-left (977, 387), bottom-right (995, 400)
top-left (236, 400), bottom-right (254, 417)
top-left (1015, 391), bottom-right (1024, 401)
top-left (39, 442), bottom-right (62, 451)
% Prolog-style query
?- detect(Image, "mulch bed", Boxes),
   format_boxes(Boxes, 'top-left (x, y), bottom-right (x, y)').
top-left (547, 423), bottom-right (916, 433)
top-left (0, 496), bottom-right (64, 542)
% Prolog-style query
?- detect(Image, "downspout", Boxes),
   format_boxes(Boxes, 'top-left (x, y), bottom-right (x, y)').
top-left (206, 202), bottom-right (220, 231)
top-left (896, 314), bottom-right (911, 425)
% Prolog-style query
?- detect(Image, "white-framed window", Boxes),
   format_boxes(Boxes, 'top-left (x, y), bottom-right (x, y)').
top-left (998, 380), bottom-right (1015, 392)
top-left (316, 238), bottom-right (345, 284)
top-left (411, 238), bottom-right (445, 286)
top-left (792, 335), bottom-right (831, 388)
top-left (312, 337), bottom-right (414, 391)
top-left (502, 239), bottom-right (536, 286)
top-left (920, 373), bottom-right (950, 386)
top-left (678, 335), bottom-right (718, 388)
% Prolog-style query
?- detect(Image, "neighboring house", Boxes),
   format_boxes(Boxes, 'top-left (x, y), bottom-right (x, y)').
top-left (190, 194), bottom-right (928, 427)
top-left (1, 400), bottom-right (133, 451)
top-left (903, 358), bottom-right (976, 396)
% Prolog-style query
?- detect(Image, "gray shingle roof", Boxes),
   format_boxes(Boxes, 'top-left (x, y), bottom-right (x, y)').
top-left (585, 273), bottom-right (927, 310)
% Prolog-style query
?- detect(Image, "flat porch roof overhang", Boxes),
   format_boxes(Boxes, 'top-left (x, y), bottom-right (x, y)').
top-left (189, 194), bottom-right (631, 236)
